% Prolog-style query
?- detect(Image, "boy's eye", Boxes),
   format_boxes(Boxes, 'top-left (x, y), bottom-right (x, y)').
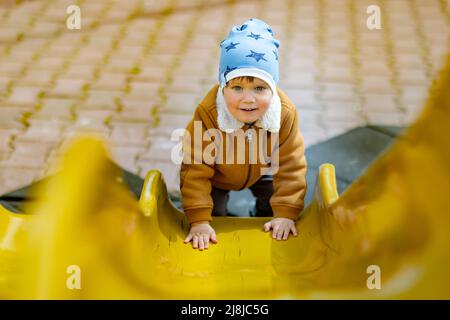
top-left (255, 86), bottom-right (267, 91)
top-left (231, 86), bottom-right (242, 91)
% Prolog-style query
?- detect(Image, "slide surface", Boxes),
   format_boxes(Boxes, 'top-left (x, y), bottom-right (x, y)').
top-left (0, 55), bottom-right (449, 299)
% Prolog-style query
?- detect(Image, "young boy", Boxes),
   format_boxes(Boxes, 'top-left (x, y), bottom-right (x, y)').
top-left (180, 18), bottom-right (307, 250)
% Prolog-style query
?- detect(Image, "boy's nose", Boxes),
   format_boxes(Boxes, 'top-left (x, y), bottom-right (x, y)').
top-left (242, 90), bottom-right (256, 102)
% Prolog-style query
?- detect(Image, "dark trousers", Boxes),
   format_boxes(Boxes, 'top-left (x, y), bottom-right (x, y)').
top-left (211, 176), bottom-right (274, 217)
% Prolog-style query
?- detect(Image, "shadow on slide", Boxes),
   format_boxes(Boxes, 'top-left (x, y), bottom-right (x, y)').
top-left (0, 54), bottom-right (449, 299)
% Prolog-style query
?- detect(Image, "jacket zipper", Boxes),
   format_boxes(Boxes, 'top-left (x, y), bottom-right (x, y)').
top-left (240, 123), bottom-right (253, 190)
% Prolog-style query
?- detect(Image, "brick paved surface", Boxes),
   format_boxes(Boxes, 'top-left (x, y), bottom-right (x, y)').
top-left (0, 0), bottom-right (449, 194)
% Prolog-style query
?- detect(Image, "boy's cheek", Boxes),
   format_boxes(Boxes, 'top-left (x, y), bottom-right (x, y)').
top-left (225, 97), bottom-right (239, 109)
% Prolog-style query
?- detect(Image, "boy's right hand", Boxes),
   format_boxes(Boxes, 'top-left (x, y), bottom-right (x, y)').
top-left (184, 221), bottom-right (218, 250)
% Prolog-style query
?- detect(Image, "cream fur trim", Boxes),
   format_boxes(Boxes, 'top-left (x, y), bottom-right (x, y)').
top-left (215, 86), bottom-right (281, 133)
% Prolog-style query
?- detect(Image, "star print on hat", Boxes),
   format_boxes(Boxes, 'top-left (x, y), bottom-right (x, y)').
top-left (218, 18), bottom-right (280, 92)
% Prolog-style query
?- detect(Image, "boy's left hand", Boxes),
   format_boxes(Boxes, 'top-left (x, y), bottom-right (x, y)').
top-left (264, 218), bottom-right (298, 240)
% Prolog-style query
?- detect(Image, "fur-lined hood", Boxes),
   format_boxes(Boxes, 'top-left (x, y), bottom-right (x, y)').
top-left (180, 84), bottom-right (307, 225)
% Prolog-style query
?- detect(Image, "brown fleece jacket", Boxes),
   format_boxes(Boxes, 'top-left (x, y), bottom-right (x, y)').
top-left (180, 84), bottom-right (307, 224)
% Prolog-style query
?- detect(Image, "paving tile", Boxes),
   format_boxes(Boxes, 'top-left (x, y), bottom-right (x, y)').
top-left (139, 136), bottom-right (179, 163)
top-left (177, 58), bottom-right (214, 74)
top-left (165, 76), bottom-right (207, 94)
top-left (15, 119), bottom-right (69, 144)
top-left (0, 76), bottom-right (11, 92)
top-left (90, 72), bottom-right (128, 91)
top-left (394, 53), bottom-right (423, 69)
top-left (140, 54), bottom-right (174, 69)
top-left (359, 59), bottom-right (390, 76)
top-left (0, 167), bottom-right (44, 196)
top-left (0, 61), bottom-right (25, 78)
top-left (109, 144), bottom-right (145, 168)
top-left (365, 111), bottom-right (404, 126)
top-left (136, 159), bottom-right (180, 193)
top-left (0, 141), bottom-right (52, 169)
top-left (297, 109), bottom-right (322, 128)
top-left (64, 123), bottom-right (111, 139)
top-left (47, 78), bottom-right (86, 98)
top-left (321, 66), bottom-right (355, 84)
top-left (397, 69), bottom-right (430, 86)
top-left (363, 93), bottom-right (399, 113)
top-left (400, 85), bottom-right (429, 104)
top-left (0, 151), bottom-right (11, 162)
top-left (27, 21), bottom-right (60, 38)
top-left (322, 102), bottom-right (364, 123)
top-left (184, 44), bottom-right (221, 61)
top-left (322, 82), bottom-right (358, 102)
top-left (109, 122), bottom-right (149, 147)
top-left (0, 130), bottom-right (14, 153)
top-left (5, 86), bottom-right (43, 106)
top-left (322, 54), bottom-right (353, 71)
top-left (302, 130), bottom-right (329, 148)
top-left (359, 45), bottom-right (387, 62)
top-left (109, 111), bottom-right (152, 124)
top-left (282, 88), bottom-right (319, 109)
top-left (163, 93), bottom-right (201, 114)
top-left (129, 65), bottom-right (170, 83)
top-left (16, 69), bottom-right (53, 87)
top-left (59, 64), bottom-right (95, 80)
top-left (44, 40), bottom-right (81, 56)
top-left (278, 73), bottom-right (316, 90)
top-left (323, 40), bottom-right (352, 55)
top-left (75, 109), bottom-right (114, 126)
top-left (80, 89), bottom-right (123, 110)
top-left (108, 46), bottom-right (143, 62)
top-left (0, 107), bottom-right (28, 125)
top-left (0, 26), bottom-right (20, 42)
top-left (71, 50), bottom-right (106, 65)
top-left (148, 113), bottom-right (192, 136)
top-left (126, 81), bottom-right (160, 99)
top-left (11, 37), bottom-right (47, 52)
top-left (100, 58), bottom-right (134, 74)
top-left (404, 105), bottom-right (425, 124)
top-left (361, 75), bottom-right (395, 93)
top-left (31, 99), bottom-right (74, 121)
top-left (34, 57), bottom-right (66, 70)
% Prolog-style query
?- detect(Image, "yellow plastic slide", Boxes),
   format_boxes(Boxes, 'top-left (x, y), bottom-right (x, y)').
top-left (0, 54), bottom-right (449, 299)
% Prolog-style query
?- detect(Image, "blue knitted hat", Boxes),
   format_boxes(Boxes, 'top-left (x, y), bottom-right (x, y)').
top-left (218, 18), bottom-right (280, 92)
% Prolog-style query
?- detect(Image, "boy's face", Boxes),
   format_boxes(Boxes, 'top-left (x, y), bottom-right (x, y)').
top-left (223, 77), bottom-right (273, 123)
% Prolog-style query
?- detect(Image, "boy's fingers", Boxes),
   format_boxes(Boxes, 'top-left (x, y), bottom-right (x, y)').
top-left (184, 233), bottom-right (193, 243)
top-left (264, 222), bottom-right (271, 232)
top-left (198, 236), bottom-right (205, 250)
top-left (272, 225), bottom-right (279, 238)
top-left (291, 225), bottom-right (298, 236)
top-left (193, 235), bottom-right (199, 249)
top-left (282, 228), bottom-right (289, 240)
top-left (276, 228), bottom-right (283, 240)
top-left (211, 232), bottom-right (218, 243)
top-left (204, 235), bottom-right (209, 249)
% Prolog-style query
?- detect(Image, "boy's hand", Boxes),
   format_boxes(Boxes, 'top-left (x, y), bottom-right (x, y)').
top-left (184, 221), bottom-right (218, 250)
top-left (264, 217), bottom-right (298, 240)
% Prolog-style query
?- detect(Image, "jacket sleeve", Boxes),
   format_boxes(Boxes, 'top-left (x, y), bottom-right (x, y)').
top-left (180, 105), bottom-right (216, 224)
top-left (270, 108), bottom-right (307, 220)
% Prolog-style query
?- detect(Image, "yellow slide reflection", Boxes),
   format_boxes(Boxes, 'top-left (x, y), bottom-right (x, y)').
top-left (0, 54), bottom-right (449, 299)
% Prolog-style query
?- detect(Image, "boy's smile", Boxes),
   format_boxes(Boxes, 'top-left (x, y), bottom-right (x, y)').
top-left (223, 77), bottom-right (273, 123)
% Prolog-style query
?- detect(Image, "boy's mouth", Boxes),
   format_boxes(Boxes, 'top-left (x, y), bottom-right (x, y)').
top-left (240, 107), bottom-right (258, 112)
